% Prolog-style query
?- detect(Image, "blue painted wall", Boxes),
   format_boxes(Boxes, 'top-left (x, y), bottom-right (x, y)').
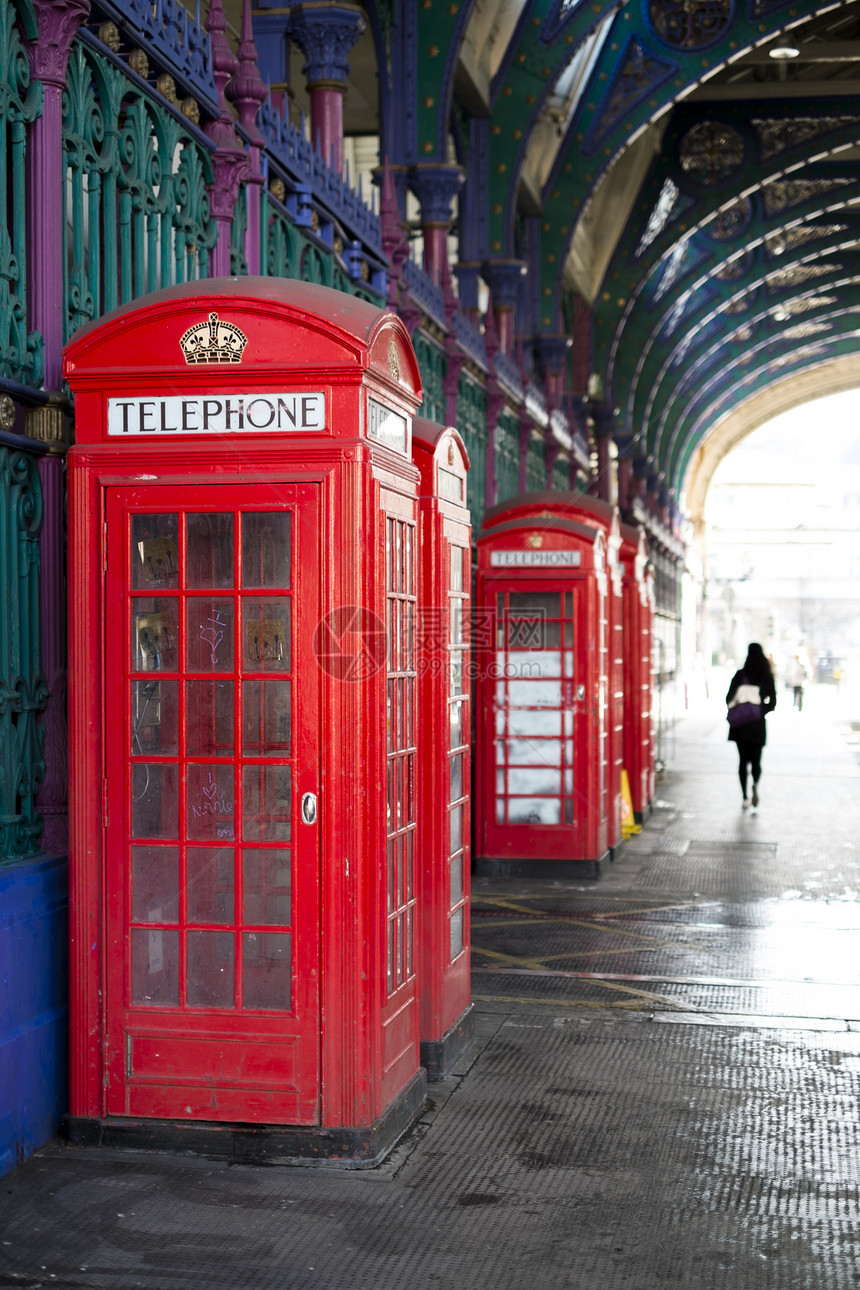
top-left (0, 855), bottom-right (68, 1178)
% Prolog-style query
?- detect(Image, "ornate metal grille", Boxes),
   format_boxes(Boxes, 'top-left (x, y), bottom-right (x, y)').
top-left (413, 332), bottom-right (446, 424)
top-left (494, 406), bottom-right (520, 505)
top-left (0, 442), bottom-right (48, 859)
top-left (456, 374), bottom-right (487, 529)
top-left (62, 40), bottom-right (217, 340)
top-left (0, 0), bottom-right (42, 386)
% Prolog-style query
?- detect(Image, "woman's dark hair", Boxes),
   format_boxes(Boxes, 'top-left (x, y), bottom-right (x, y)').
top-left (744, 642), bottom-right (773, 685)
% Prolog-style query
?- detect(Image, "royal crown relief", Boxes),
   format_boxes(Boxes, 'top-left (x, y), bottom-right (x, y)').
top-left (180, 312), bottom-right (247, 364)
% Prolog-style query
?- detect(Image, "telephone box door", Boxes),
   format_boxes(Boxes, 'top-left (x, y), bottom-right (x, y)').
top-left (489, 582), bottom-right (594, 858)
top-left (103, 483), bottom-right (320, 1124)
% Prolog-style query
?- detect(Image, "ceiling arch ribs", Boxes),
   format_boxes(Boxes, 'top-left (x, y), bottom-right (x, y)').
top-left (597, 102), bottom-right (860, 388)
top-left (413, 0), bottom-right (478, 160)
top-left (673, 323), bottom-right (860, 490)
top-left (654, 289), bottom-right (860, 476)
top-left (483, 0), bottom-right (618, 257)
top-left (623, 213), bottom-right (860, 433)
top-left (535, 0), bottom-right (846, 318)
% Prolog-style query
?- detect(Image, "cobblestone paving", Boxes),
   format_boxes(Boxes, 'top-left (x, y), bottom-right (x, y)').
top-left (2, 682), bottom-right (860, 1289)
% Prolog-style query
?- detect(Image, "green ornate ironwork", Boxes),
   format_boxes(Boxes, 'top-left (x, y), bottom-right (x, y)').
top-left (264, 195), bottom-right (298, 279)
top-left (230, 184), bottom-right (248, 276)
top-left (525, 430), bottom-right (547, 493)
top-left (495, 407), bottom-right (520, 505)
top-left (0, 443), bottom-right (48, 859)
top-left (551, 454), bottom-right (570, 491)
top-left (413, 333), bottom-right (446, 424)
top-left (455, 373), bottom-right (487, 533)
top-left (0, 0), bottom-right (43, 386)
top-left (62, 40), bottom-right (217, 339)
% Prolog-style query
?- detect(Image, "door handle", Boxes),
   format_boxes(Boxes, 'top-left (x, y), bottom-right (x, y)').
top-left (301, 792), bottom-right (317, 825)
top-left (577, 684), bottom-right (585, 700)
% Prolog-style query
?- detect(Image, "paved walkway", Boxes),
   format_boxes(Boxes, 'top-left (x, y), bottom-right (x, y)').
top-left (3, 678), bottom-right (860, 1289)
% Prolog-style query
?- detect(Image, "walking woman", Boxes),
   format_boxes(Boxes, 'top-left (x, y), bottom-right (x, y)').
top-left (726, 643), bottom-right (776, 809)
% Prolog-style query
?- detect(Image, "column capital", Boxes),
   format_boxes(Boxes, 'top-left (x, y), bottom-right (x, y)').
top-left (482, 258), bottom-right (527, 311)
top-left (288, 2), bottom-right (365, 89)
top-left (27, 0), bottom-right (90, 85)
top-left (408, 162), bottom-right (465, 227)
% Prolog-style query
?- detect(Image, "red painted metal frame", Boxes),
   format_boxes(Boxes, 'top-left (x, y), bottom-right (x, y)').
top-left (65, 278), bottom-right (424, 1133)
top-left (620, 523), bottom-right (654, 819)
top-left (475, 505), bottom-right (608, 870)
top-left (412, 417), bottom-right (471, 1054)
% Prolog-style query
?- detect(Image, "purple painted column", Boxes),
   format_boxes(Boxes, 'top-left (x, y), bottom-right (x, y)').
top-left (409, 163), bottom-right (464, 288)
top-left (206, 0), bottom-right (250, 277)
top-left (483, 259), bottom-right (526, 357)
top-left (26, 0), bottom-right (88, 852)
top-left (288, 3), bottom-right (366, 174)
top-left (226, 0), bottom-right (267, 276)
top-left (27, 0), bottom-right (89, 389)
top-left (537, 334), bottom-right (572, 411)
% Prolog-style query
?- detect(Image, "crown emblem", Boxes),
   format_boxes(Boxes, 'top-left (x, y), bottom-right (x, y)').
top-left (180, 312), bottom-right (247, 364)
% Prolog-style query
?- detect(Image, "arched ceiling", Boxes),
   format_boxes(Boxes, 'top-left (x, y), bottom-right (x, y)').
top-left (336, 0), bottom-right (860, 506)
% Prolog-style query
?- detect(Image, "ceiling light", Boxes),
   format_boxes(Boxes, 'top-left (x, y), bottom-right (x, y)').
top-left (769, 45), bottom-right (800, 59)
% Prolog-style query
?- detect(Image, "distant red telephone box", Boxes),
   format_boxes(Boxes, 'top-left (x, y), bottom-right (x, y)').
top-left (474, 498), bottom-right (609, 878)
top-left (620, 523), bottom-right (654, 819)
top-left (64, 278), bottom-right (427, 1163)
top-left (411, 417), bottom-right (473, 1078)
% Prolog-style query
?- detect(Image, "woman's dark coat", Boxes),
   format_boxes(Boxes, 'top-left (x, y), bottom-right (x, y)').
top-left (726, 668), bottom-right (776, 746)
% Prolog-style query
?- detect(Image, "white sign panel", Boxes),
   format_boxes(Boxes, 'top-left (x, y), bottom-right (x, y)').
top-left (107, 392), bottom-right (326, 436)
top-left (490, 550), bottom-right (581, 567)
top-left (367, 398), bottom-right (409, 454)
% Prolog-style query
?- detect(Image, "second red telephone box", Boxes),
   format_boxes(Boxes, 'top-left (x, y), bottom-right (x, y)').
top-left (64, 278), bottom-right (427, 1163)
top-left (621, 522), bottom-right (654, 820)
top-left (412, 417), bottom-right (474, 1079)
top-left (474, 502), bottom-right (609, 878)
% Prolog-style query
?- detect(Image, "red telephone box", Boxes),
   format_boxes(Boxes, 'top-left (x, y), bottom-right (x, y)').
top-left (64, 278), bottom-right (427, 1163)
top-left (480, 492), bottom-right (624, 854)
top-left (474, 502), bottom-right (609, 878)
top-left (411, 417), bottom-right (473, 1078)
top-left (620, 523), bottom-right (655, 818)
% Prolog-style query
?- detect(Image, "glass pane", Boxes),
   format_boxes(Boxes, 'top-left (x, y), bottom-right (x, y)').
top-left (244, 600), bottom-right (291, 671)
top-left (450, 853), bottom-right (463, 906)
top-left (243, 850), bottom-right (292, 925)
top-left (564, 799), bottom-right (574, 824)
top-left (450, 752), bottom-right (463, 802)
top-left (406, 831), bottom-right (414, 900)
top-left (450, 601), bottom-right (463, 645)
top-left (132, 515), bottom-right (179, 589)
top-left (187, 848), bottom-right (235, 924)
top-left (186, 931), bottom-right (235, 1008)
top-left (496, 798), bottom-right (505, 824)
top-left (449, 804), bottom-right (463, 854)
top-left (450, 650), bottom-right (464, 696)
top-left (242, 932), bottom-right (292, 1009)
top-left (507, 738), bottom-right (561, 765)
top-left (497, 650), bottom-right (562, 679)
top-left (508, 797), bottom-right (561, 825)
top-left (132, 763), bottom-right (178, 838)
top-left (186, 598), bottom-right (234, 672)
top-left (131, 680), bottom-right (178, 755)
top-left (510, 767), bottom-right (561, 794)
top-left (451, 547), bottom-right (464, 592)
top-left (131, 846), bottom-right (179, 923)
top-left (450, 908), bottom-right (464, 961)
top-left (387, 920), bottom-right (395, 993)
top-left (450, 700), bottom-right (464, 749)
top-left (507, 680), bottom-right (562, 708)
top-left (243, 680), bottom-right (291, 756)
top-left (186, 680), bottom-right (234, 757)
top-left (242, 513), bottom-right (291, 589)
top-left (133, 601), bottom-right (178, 673)
top-left (186, 763), bottom-right (235, 841)
top-left (242, 765), bottom-right (292, 841)
top-left (387, 840), bottom-right (395, 914)
top-left (509, 592), bottom-right (562, 615)
top-left (499, 709), bottom-right (562, 737)
top-left (186, 513), bottom-right (234, 589)
top-left (131, 928), bottom-right (179, 1005)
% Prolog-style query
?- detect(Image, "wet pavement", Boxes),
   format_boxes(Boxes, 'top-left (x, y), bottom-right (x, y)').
top-left (3, 679), bottom-right (860, 1288)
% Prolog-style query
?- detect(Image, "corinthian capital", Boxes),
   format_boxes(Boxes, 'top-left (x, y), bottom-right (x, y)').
top-left (27, 0), bottom-right (91, 85)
